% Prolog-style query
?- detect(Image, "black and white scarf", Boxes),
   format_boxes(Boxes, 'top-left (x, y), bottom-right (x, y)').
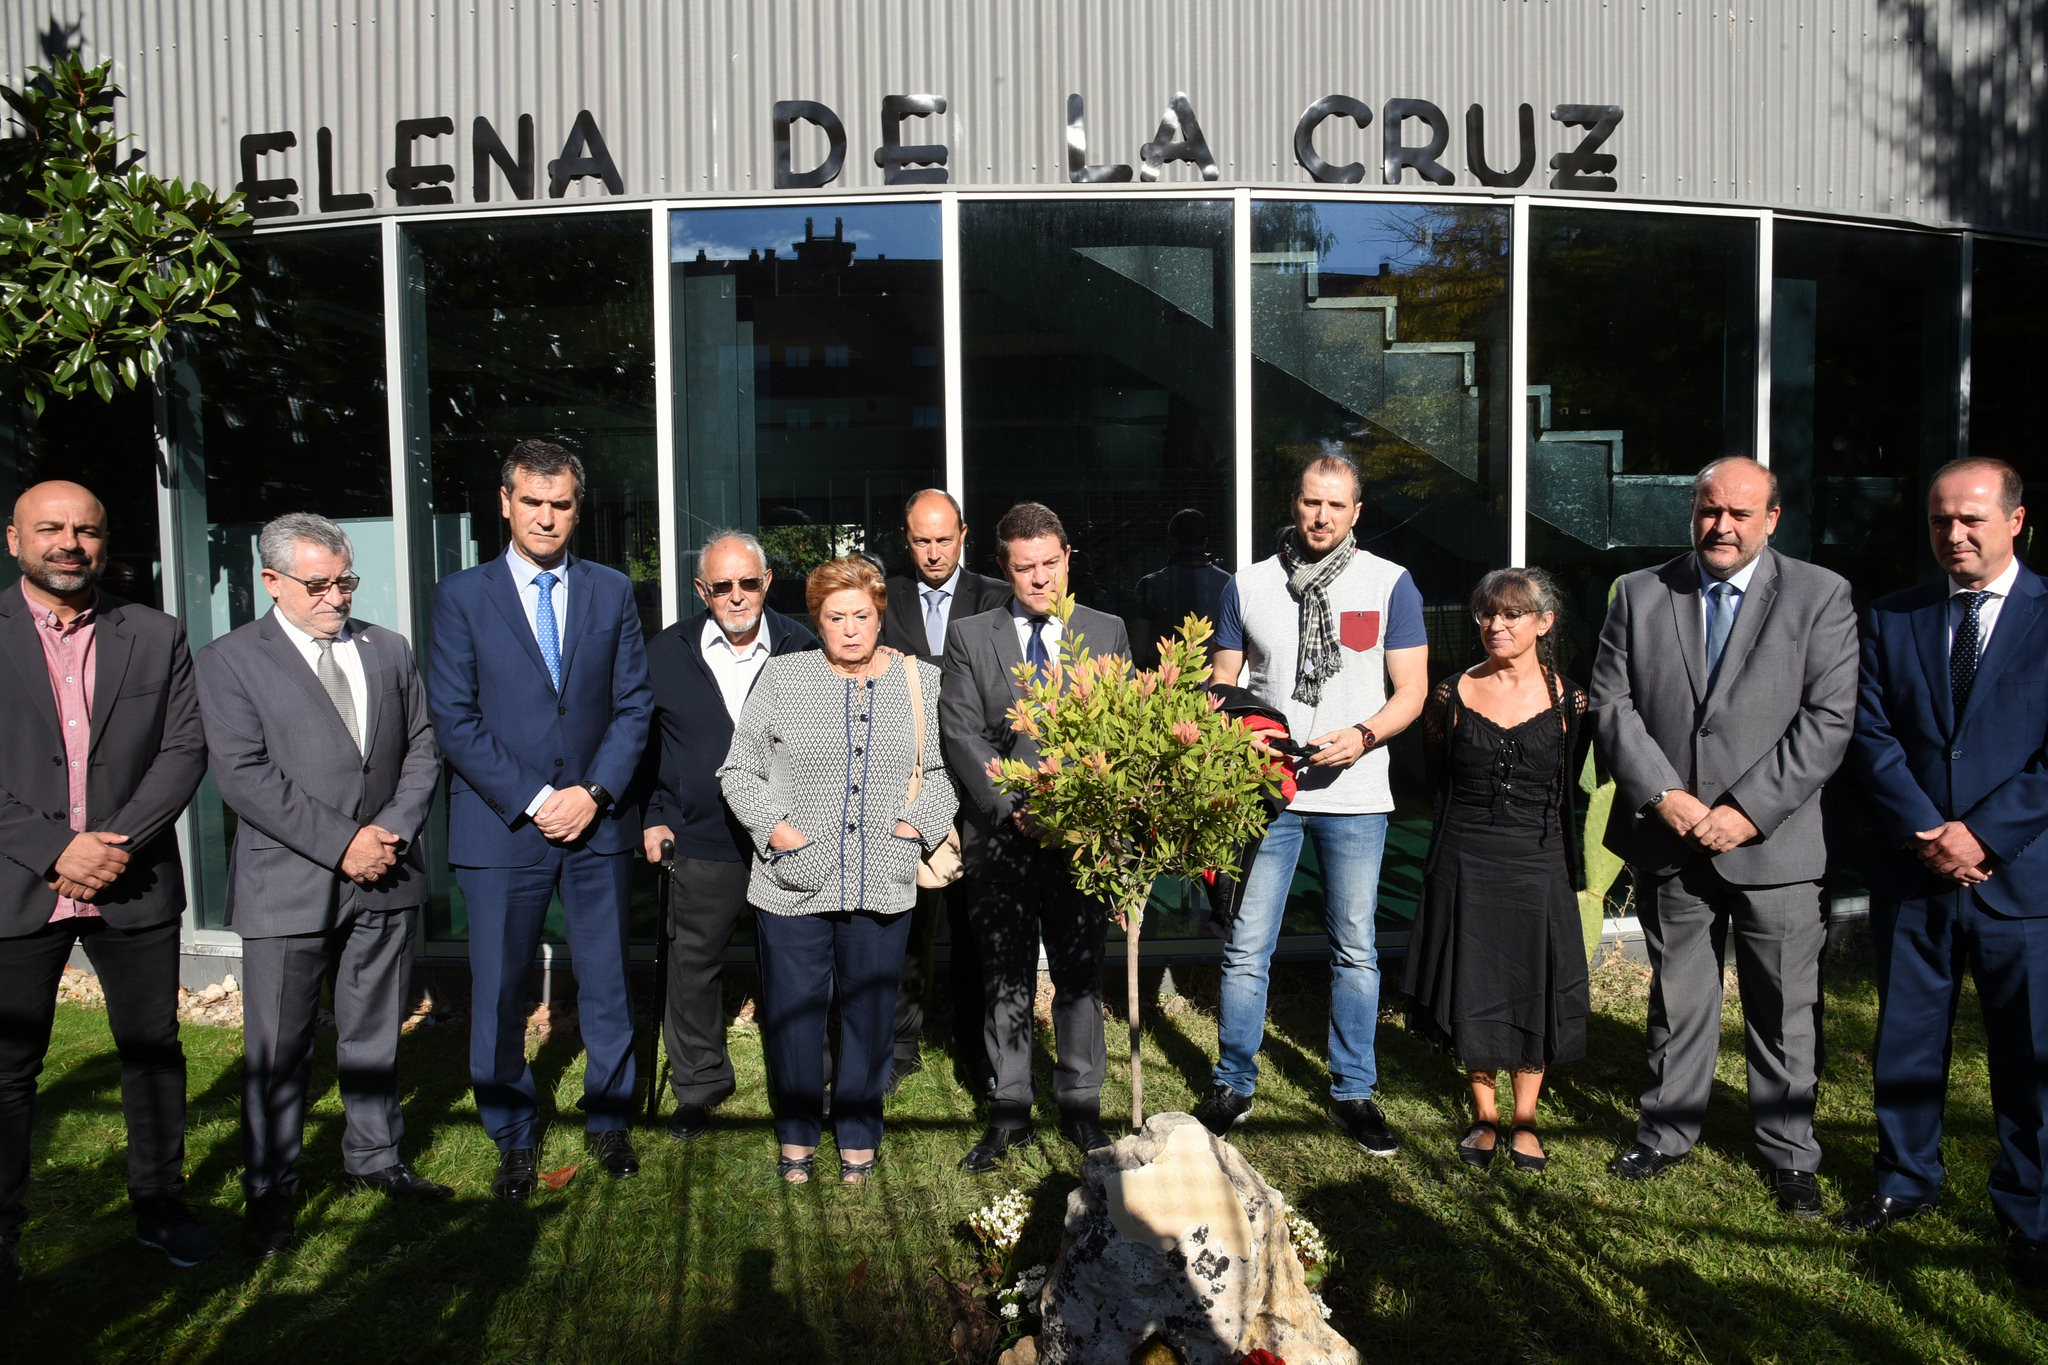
top-left (1280, 526), bottom-right (1356, 706)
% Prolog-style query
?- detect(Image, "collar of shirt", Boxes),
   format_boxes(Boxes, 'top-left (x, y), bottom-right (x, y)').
top-left (272, 609), bottom-right (354, 652)
top-left (1696, 552), bottom-right (1762, 599)
top-left (22, 580), bottom-right (98, 632)
top-left (700, 614), bottom-right (774, 661)
top-left (1010, 598), bottom-right (1064, 648)
top-left (505, 545), bottom-right (570, 592)
top-left (1948, 554), bottom-right (2021, 603)
top-left (919, 565), bottom-right (964, 602)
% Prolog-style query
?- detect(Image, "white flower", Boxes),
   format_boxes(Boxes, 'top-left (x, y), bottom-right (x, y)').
top-left (1287, 1212), bottom-right (1328, 1269)
top-left (1001, 1303), bottom-right (1021, 1320)
top-left (1312, 1291), bottom-right (1332, 1321)
top-left (969, 1189), bottom-right (1031, 1253)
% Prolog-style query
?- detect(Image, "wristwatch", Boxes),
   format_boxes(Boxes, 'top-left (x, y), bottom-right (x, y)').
top-left (1352, 724), bottom-right (1378, 752)
top-left (580, 781), bottom-right (613, 813)
top-left (1646, 790), bottom-right (1669, 809)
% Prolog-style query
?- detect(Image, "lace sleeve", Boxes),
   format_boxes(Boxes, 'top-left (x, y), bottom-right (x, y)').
top-left (1422, 674), bottom-right (1457, 749)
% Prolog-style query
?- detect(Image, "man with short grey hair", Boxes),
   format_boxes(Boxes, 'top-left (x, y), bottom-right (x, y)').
top-left (637, 530), bottom-right (817, 1140)
top-left (196, 512), bottom-right (448, 1256)
top-left (1590, 455), bottom-right (1857, 1216)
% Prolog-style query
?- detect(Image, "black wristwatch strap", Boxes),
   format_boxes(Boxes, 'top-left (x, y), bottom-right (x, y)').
top-left (581, 781), bottom-right (613, 812)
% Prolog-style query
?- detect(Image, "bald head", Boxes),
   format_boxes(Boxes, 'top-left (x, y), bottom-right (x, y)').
top-left (1691, 457), bottom-right (1780, 580)
top-left (905, 488), bottom-right (968, 588)
top-left (8, 480), bottom-right (108, 604)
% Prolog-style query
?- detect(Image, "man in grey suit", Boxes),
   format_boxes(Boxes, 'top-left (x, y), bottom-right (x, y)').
top-left (941, 502), bottom-right (1131, 1171)
top-left (194, 514), bottom-right (448, 1258)
top-left (1590, 457), bottom-right (1858, 1215)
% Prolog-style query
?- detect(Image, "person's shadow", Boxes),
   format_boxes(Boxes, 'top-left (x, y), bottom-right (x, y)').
top-left (681, 1247), bottom-right (827, 1361)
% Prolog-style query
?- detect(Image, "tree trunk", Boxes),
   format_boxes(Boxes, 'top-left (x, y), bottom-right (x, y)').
top-left (1127, 906), bottom-right (1143, 1132)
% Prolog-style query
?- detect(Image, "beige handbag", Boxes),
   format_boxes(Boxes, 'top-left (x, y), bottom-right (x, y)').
top-left (900, 657), bottom-right (964, 889)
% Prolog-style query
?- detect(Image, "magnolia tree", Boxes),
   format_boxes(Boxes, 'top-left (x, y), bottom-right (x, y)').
top-left (0, 54), bottom-right (247, 414)
top-left (990, 596), bottom-right (1279, 1130)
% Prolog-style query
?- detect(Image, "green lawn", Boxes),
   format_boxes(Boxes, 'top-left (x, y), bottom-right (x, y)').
top-left (11, 935), bottom-right (2045, 1363)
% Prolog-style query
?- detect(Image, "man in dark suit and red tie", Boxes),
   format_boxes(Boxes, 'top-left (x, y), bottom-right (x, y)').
top-left (428, 440), bottom-right (653, 1200)
top-left (0, 481), bottom-right (212, 1303)
top-left (1838, 457), bottom-right (2048, 1293)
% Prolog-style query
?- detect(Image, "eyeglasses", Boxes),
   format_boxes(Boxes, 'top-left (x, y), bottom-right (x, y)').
top-left (699, 577), bottom-right (766, 597)
top-left (1474, 607), bottom-right (1535, 625)
top-left (273, 570), bottom-right (360, 597)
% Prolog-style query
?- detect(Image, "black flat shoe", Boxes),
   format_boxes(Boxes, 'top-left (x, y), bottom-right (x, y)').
top-left (351, 1161), bottom-right (454, 1201)
top-left (1770, 1168), bottom-right (1823, 1218)
top-left (1607, 1141), bottom-right (1686, 1181)
top-left (777, 1153), bottom-right (815, 1184)
top-left (959, 1123), bottom-right (1036, 1174)
top-left (666, 1103), bottom-right (711, 1142)
top-left (492, 1147), bottom-right (540, 1201)
top-left (585, 1130), bottom-right (641, 1178)
top-left (136, 1198), bottom-right (221, 1267)
top-left (1457, 1121), bottom-right (1500, 1170)
top-left (1832, 1193), bottom-right (1935, 1234)
top-left (1507, 1124), bottom-right (1548, 1173)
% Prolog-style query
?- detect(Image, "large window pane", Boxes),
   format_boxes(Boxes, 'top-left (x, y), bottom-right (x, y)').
top-left (1527, 209), bottom-right (1759, 667)
top-left (168, 227), bottom-right (390, 929)
top-left (670, 205), bottom-right (942, 619)
top-left (401, 211), bottom-right (658, 943)
top-left (1967, 239), bottom-right (2048, 573)
top-left (1771, 222), bottom-right (1959, 601)
top-left (1253, 200), bottom-right (1512, 936)
top-left (1, 388), bottom-right (161, 606)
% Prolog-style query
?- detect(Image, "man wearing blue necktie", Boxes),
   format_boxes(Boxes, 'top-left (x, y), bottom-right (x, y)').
top-left (880, 491), bottom-right (1009, 1096)
top-left (1590, 456), bottom-right (1858, 1216)
top-left (428, 441), bottom-right (653, 1200)
top-left (1838, 458), bottom-right (2048, 1293)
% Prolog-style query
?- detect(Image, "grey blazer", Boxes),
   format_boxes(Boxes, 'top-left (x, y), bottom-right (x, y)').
top-left (1589, 547), bottom-right (1858, 885)
top-left (939, 601), bottom-right (1132, 835)
top-left (194, 612), bottom-right (441, 936)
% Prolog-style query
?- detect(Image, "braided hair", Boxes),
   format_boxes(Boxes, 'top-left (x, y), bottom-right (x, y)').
top-left (1468, 567), bottom-right (1574, 828)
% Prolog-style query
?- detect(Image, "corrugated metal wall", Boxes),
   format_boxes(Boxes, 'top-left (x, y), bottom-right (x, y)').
top-left (4, 1), bottom-right (2044, 232)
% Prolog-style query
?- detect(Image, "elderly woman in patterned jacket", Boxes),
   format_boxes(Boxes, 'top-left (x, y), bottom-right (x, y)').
top-left (719, 556), bottom-right (958, 1184)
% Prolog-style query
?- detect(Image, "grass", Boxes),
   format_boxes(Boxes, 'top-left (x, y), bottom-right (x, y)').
top-left (11, 932), bottom-right (2046, 1364)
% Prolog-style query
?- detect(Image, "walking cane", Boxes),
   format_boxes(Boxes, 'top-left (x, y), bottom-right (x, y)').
top-left (644, 838), bottom-right (675, 1123)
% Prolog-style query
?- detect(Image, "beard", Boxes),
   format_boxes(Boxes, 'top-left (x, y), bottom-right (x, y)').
top-left (19, 552), bottom-right (102, 595)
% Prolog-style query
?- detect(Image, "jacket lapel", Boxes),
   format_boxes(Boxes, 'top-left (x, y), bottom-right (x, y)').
top-left (354, 623), bottom-right (388, 744)
top-left (1703, 552), bottom-right (1781, 712)
top-left (1662, 557), bottom-right (1707, 705)
top-left (484, 556), bottom-right (553, 686)
top-left (259, 612), bottom-right (358, 748)
top-left (992, 608), bottom-right (1027, 693)
top-left (557, 557), bottom-right (596, 685)
top-left (1961, 567), bottom-right (2046, 731)
top-left (87, 604), bottom-right (135, 756)
top-left (0, 595), bottom-right (61, 744)
top-left (1913, 588), bottom-right (1956, 739)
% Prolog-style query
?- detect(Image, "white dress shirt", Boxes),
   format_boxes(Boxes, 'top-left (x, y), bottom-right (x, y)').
top-left (1946, 553), bottom-right (2023, 656)
top-left (701, 616), bottom-right (776, 722)
top-left (273, 610), bottom-right (368, 753)
top-left (1010, 598), bottom-right (1065, 658)
top-left (919, 565), bottom-right (965, 655)
top-left (1696, 552), bottom-right (1763, 638)
top-left (504, 548), bottom-right (571, 816)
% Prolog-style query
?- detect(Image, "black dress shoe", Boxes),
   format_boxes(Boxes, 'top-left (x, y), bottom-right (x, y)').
top-left (2010, 1236), bottom-right (2048, 1293)
top-left (666, 1103), bottom-right (711, 1142)
top-left (1832, 1193), bottom-right (1935, 1234)
top-left (243, 1192), bottom-right (294, 1259)
top-left (492, 1147), bottom-right (540, 1201)
top-left (1061, 1115), bottom-right (1115, 1156)
top-left (884, 1058), bottom-right (923, 1098)
top-left (586, 1129), bottom-right (641, 1178)
top-left (351, 1161), bottom-right (454, 1201)
top-left (1770, 1168), bottom-right (1823, 1218)
top-left (959, 1124), bottom-right (1035, 1174)
top-left (1607, 1142), bottom-right (1688, 1181)
top-left (135, 1198), bottom-right (222, 1267)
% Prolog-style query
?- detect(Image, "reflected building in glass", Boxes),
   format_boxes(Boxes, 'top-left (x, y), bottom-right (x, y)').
top-left (5, 0), bottom-right (2042, 979)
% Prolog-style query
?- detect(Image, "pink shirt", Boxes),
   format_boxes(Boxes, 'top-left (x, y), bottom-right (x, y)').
top-left (28, 584), bottom-right (98, 922)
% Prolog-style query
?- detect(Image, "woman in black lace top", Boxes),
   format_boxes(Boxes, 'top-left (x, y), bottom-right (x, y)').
top-left (1401, 567), bottom-right (1592, 1172)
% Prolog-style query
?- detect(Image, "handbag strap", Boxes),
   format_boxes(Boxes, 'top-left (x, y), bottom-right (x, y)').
top-left (901, 655), bottom-right (926, 806)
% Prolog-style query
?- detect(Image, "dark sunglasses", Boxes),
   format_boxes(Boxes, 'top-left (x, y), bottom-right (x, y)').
top-left (274, 570), bottom-right (361, 597)
top-left (699, 576), bottom-right (766, 597)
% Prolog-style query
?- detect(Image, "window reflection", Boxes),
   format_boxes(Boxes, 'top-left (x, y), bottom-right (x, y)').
top-left (1527, 209), bottom-right (1759, 666)
top-left (1, 386), bottom-right (161, 607)
top-left (1771, 222), bottom-right (1959, 602)
top-left (1966, 239), bottom-right (2046, 573)
top-left (1253, 200), bottom-right (1512, 934)
top-left (670, 206), bottom-right (942, 622)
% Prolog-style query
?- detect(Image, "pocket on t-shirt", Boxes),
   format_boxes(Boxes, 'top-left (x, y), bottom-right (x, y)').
top-left (1340, 610), bottom-right (1380, 652)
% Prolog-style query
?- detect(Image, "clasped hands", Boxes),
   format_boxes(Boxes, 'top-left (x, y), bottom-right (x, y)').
top-left (48, 830), bottom-right (130, 902)
top-left (341, 825), bottom-right (405, 885)
top-left (1911, 820), bottom-right (1992, 885)
top-left (533, 786), bottom-right (599, 844)
top-left (767, 819), bottom-right (919, 851)
top-left (1652, 789), bottom-right (1760, 854)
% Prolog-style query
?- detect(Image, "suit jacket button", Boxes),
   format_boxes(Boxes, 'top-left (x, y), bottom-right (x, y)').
top-left (1698, 727), bottom-right (1712, 737)
top-left (847, 822), bottom-right (857, 831)
top-left (555, 758), bottom-right (564, 767)
top-left (1951, 749), bottom-right (1963, 760)
top-left (558, 705), bottom-right (567, 716)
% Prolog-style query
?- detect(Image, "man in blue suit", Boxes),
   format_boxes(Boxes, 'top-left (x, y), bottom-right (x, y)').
top-left (1838, 456), bottom-right (2048, 1293)
top-left (428, 440), bottom-right (654, 1199)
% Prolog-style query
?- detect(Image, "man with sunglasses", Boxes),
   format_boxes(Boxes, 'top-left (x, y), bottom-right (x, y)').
top-left (195, 513), bottom-right (448, 1256)
top-left (637, 530), bottom-right (817, 1141)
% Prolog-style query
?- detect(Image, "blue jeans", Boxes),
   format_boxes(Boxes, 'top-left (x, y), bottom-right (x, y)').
top-left (1214, 809), bottom-right (1388, 1102)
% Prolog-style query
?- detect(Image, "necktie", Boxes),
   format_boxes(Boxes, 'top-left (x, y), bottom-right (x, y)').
top-left (1951, 589), bottom-right (1991, 716)
top-left (313, 638), bottom-right (361, 750)
top-left (924, 588), bottom-right (950, 656)
top-left (1704, 581), bottom-right (1737, 681)
top-left (1026, 616), bottom-right (1051, 682)
top-left (534, 570), bottom-right (563, 692)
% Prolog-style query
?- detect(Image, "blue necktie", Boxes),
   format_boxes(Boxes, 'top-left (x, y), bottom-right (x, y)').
top-left (534, 570), bottom-right (562, 692)
top-left (1705, 581), bottom-right (1736, 681)
top-left (924, 588), bottom-right (950, 656)
top-left (1951, 590), bottom-right (1990, 716)
top-left (1026, 616), bottom-right (1051, 682)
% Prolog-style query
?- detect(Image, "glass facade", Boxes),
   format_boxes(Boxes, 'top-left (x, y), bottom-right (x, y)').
top-left (44, 194), bottom-right (2033, 953)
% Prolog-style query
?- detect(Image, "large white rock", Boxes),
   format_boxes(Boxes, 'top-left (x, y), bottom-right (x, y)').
top-left (1039, 1113), bottom-right (1359, 1365)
